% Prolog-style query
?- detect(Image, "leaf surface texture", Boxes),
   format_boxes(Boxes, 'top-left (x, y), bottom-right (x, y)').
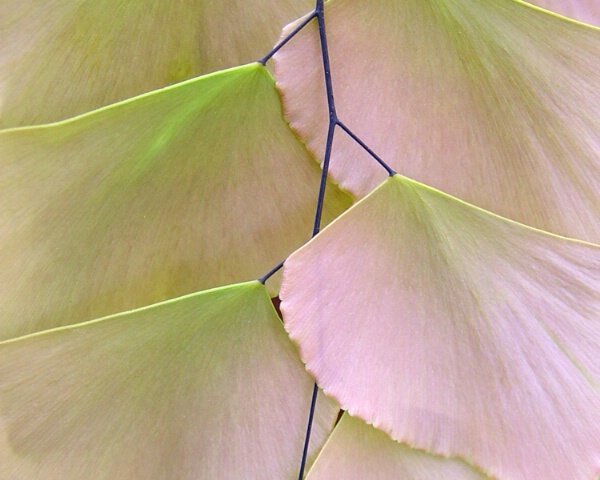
top-left (274, 0), bottom-right (600, 242)
top-left (0, 281), bottom-right (338, 479)
top-left (525, 0), bottom-right (600, 25)
top-left (281, 175), bottom-right (600, 480)
top-left (306, 413), bottom-right (492, 479)
top-left (0, 63), bottom-right (351, 340)
top-left (0, 0), bottom-right (313, 127)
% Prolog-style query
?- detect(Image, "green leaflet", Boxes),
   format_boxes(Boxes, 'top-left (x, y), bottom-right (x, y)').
top-left (0, 281), bottom-right (338, 479)
top-left (0, 63), bottom-right (351, 340)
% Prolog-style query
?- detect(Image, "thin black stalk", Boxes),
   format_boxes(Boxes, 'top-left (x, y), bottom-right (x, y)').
top-left (337, 120), bottom-right (396, 176)
top-left (298, 1), bottom-right (337, 479)
top-left (259, 12), bottom-right (317, 65)
top-left (258, 0), bottom-right (394, 475)
top-left (316, 1), bottom-right (337, 122)
top-left (258, 260), bottom-right (285, 284)
top-left (311, 120), bottom-right (336, 236)
top-left (310, 0), bottom-right (338, 238)
top-left (297, 383), bottom-right (319, 479)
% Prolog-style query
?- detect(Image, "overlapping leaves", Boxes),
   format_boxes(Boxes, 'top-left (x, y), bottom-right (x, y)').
top-left (526, 0), bottom-right (600, 25)
top-left (273, 1), bottom-right (600, 477)
top-left (0, 282), bottom-right (338, 478)
top-left (274, 0), bottom-right (600, 242)
top-left (0, 63), bottom-right (350, 340)
top-left (1, 0), bottom-right (599, 478)
top-left (306, 414), bottom-right (492, 480)
top-left (0, 0), bottom-right (314, 127)
top-left (280, 176), bottom-right (600, 479)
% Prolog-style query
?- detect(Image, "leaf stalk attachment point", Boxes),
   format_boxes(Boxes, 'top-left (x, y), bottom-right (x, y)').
top-left (259, 13), bottom-right (317, 66)
top-left (337, 120), bottom-right (396, 176)
top-left (258, 260), bottom-right (285, 284)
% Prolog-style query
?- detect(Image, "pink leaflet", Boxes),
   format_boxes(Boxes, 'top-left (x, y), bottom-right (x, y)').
top-left (281, 176), bottom-right (600, 480)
